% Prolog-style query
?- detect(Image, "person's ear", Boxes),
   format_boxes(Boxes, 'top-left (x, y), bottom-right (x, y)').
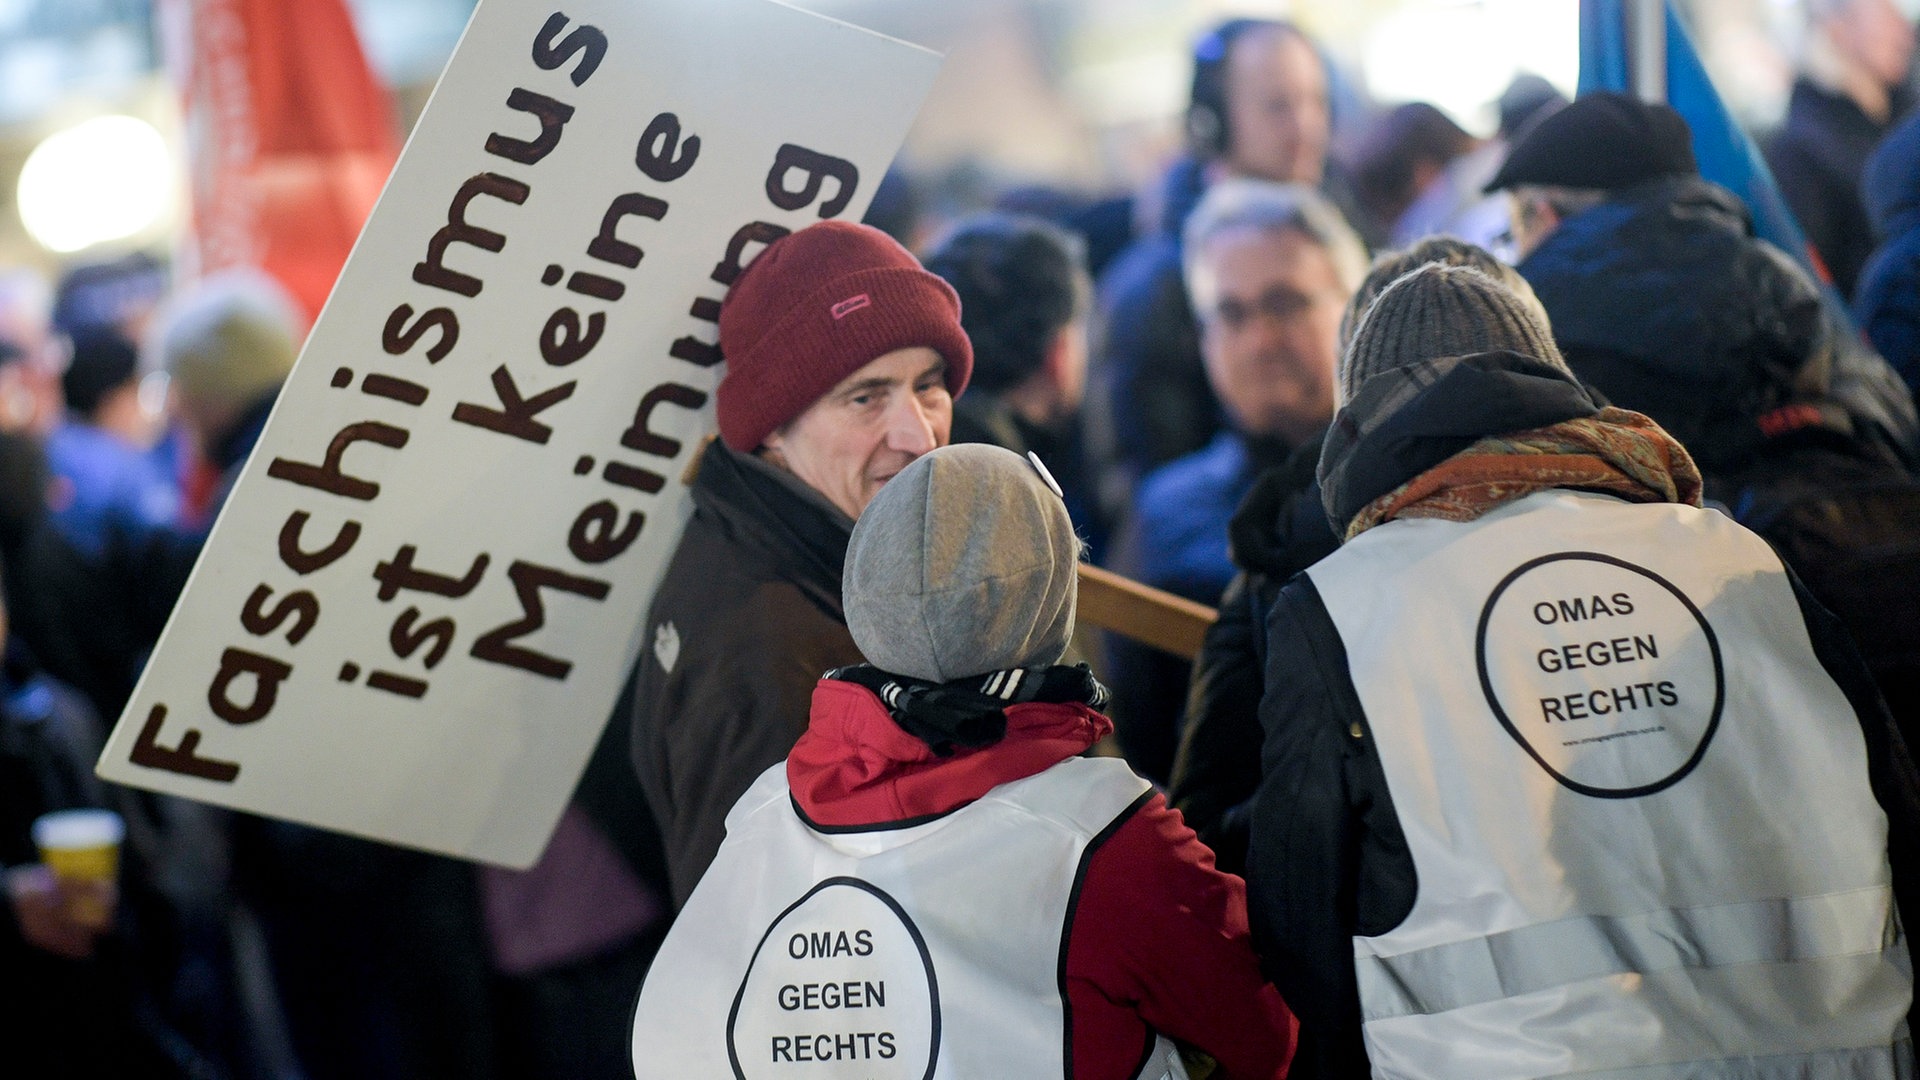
top-left (1040, 328), bottom-right (1072, 391)
top-left (1533, 196), bottom-right (1563, 234)
top-left (758, 429), bottom-right (789, 470)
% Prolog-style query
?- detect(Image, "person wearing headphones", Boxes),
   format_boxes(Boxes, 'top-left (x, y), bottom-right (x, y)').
top-left (1088, 19), bottom-right (1367, 508)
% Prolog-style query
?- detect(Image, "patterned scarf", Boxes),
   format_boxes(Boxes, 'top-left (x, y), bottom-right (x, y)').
top-left (1345, 406), bottom-right (1703, 540)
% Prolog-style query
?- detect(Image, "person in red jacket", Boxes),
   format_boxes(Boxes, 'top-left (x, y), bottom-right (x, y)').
top-left (630, 442), bottom-right (1294, 1079)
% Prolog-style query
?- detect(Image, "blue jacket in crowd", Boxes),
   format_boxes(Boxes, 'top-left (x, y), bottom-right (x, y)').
top-left (44, 422), bottom-right (178, 560)
top-left (1857, 110), bottom-right (1920, 400)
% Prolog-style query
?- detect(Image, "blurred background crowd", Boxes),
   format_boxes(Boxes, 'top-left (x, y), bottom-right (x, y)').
top-left (3, 0), bottom-right (1919, 1078)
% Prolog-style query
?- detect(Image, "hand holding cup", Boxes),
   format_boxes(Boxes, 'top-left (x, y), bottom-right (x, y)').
top-left (29, 808), bottom-right (124, 931)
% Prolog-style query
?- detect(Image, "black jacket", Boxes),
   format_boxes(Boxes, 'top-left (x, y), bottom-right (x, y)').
top-left (1520, 175), bottom-right (1917, 468)
top-left (628, 442), bottom-right (862, 906)
top-left (1167, 431), bottom-right (1338, 874)
top-left (0, 661), bottom-right (223, 1079)
top-left (1711, 427), bottom-right (1920, 755)
top-left (1245, 353), bottom-right (1920, 1079)
top-left (1, 391), bottom-right (278, 723)
top-left (1522, 175), bottom-right (1920, 764)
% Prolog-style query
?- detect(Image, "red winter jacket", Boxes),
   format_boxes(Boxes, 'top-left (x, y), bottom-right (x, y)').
top-left (788, 677), bottom-right (1296, 1080)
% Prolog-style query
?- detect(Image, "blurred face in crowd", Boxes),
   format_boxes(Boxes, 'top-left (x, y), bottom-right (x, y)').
top-left (0, 274), bottom-right (60, 436)
top-left (1223, 27), bottom-right (1331, 185)
top-left (1827, 0), bottom-right (1917, 90)
top-left (1054, 317), bottom-right (1090, 413)
top-left (0, 358), bottom-right (55, 435)
top-left (762, 346), bottom-right (953, 520)
top-left (1041, 264), bottom-right (1096, 421)
top-left (1017, 316), bottom-right (1090, 427)
top-left (1191, 223), bottom-right (1346, 445)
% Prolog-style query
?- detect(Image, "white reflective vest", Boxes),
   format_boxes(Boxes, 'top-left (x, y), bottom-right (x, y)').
top-left (629, 754), bottom-right (1190, 1080)
top-left (1304, 489), bottom-right (1913, 1079)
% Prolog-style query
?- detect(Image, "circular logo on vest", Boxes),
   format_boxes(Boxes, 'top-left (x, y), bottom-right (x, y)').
top-left (1475, 552), bottom-right (1724, 798)
top-left (726, 877), bottom-right (939, 1080)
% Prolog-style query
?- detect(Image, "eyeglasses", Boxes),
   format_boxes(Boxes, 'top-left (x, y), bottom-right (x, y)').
top-left (1206, 286), bottom-right (1327, 332)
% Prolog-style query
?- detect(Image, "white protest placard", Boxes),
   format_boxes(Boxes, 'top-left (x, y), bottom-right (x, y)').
top-left (97, 0), bottom-right (942, 867)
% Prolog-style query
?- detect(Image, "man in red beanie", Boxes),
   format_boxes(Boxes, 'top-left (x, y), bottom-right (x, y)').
top-left (629, 220), bottom-right (972, 906)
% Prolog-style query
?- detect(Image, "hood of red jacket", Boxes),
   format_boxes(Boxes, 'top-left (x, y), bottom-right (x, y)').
top-left (788, 677), bottom-right (1114, 828)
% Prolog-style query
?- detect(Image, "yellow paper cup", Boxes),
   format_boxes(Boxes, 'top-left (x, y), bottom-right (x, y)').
top-left (31, 809), bottom-right (123, 925)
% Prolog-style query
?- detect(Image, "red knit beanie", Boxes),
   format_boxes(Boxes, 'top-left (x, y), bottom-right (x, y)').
top-left (716, 221), bottom-right (973, 452)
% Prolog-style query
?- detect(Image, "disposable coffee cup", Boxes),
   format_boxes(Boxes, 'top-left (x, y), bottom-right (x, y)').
top-left (31, 808), bottom-right (124, 925)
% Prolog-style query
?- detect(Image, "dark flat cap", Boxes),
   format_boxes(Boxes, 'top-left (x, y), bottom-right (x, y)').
top-left (1484, 91), bottom-right (1696, 193)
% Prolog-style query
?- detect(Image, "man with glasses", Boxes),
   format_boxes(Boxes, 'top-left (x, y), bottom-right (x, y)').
top-left (1113, 180), bottom-right (1365, 780)
top-left (1090, 19), bottom-right (1364, 505)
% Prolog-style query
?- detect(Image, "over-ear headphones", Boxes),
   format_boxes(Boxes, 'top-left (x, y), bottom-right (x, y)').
top-left (1186, 17), bottom-right (1295, 159)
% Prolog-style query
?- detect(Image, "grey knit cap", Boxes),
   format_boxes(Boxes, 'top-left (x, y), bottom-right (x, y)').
top-left (1340, 262), bottom-right (1569, 404)
top-left (843, 443), bottom-right (1078, 683)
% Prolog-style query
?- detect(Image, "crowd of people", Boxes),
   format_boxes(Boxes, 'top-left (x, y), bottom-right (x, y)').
top-left (6, 1), bottom-right (1920, 1077)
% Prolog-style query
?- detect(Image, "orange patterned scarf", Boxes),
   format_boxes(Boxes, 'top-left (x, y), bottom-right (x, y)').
top-left (1345, 407), bottom-right (1703, 540)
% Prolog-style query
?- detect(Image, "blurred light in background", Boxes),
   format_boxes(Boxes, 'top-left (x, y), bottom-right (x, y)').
top-left (0, 0), bottom-right (153, 128)
top-left (17, 113), bottom-right (173, 253)
top-left (0, 0), bottom-right (1891, 268)
top-left (1361, 0), bottom-right (1581, 134)
top-left (344, 0), bottom-right (475, 87)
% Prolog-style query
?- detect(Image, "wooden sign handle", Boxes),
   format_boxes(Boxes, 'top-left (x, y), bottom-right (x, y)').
top-left (1074, 563), bottom-right (1217, 661)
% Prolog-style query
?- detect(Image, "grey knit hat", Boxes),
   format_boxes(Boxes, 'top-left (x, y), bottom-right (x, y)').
top-left (844, 443), bottom-right (1078, 683)
top-left (1340, 262), bottom-right (1569, 403)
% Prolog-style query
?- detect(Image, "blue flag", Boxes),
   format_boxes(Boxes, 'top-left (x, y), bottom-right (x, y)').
top-left (1579, 0), bottom-right (1830, 284)
top-left (1579, 0), bottom-right (1920, 457)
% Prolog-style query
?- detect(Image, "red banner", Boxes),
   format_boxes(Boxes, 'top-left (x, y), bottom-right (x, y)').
top-left (160, 0), bottom-right (402, 323)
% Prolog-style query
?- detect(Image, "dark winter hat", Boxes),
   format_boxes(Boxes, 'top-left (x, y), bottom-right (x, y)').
top-left (844, 444), bottom-right (1078, 683)
top-left (1484, 91), bottom-right (1696, 194)
top-left (1341, 262), bottom-right (1569, 403)
top-left (61, 327), bottom-right (140, 418)
top-left (715, 221), bottom-right (973, 452)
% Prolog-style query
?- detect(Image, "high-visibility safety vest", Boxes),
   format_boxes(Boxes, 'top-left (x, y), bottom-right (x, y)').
top-left (629, 754), bottom-right (1191, 1080)
top-left (1305, 489), bottom-right (1913, 1079)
